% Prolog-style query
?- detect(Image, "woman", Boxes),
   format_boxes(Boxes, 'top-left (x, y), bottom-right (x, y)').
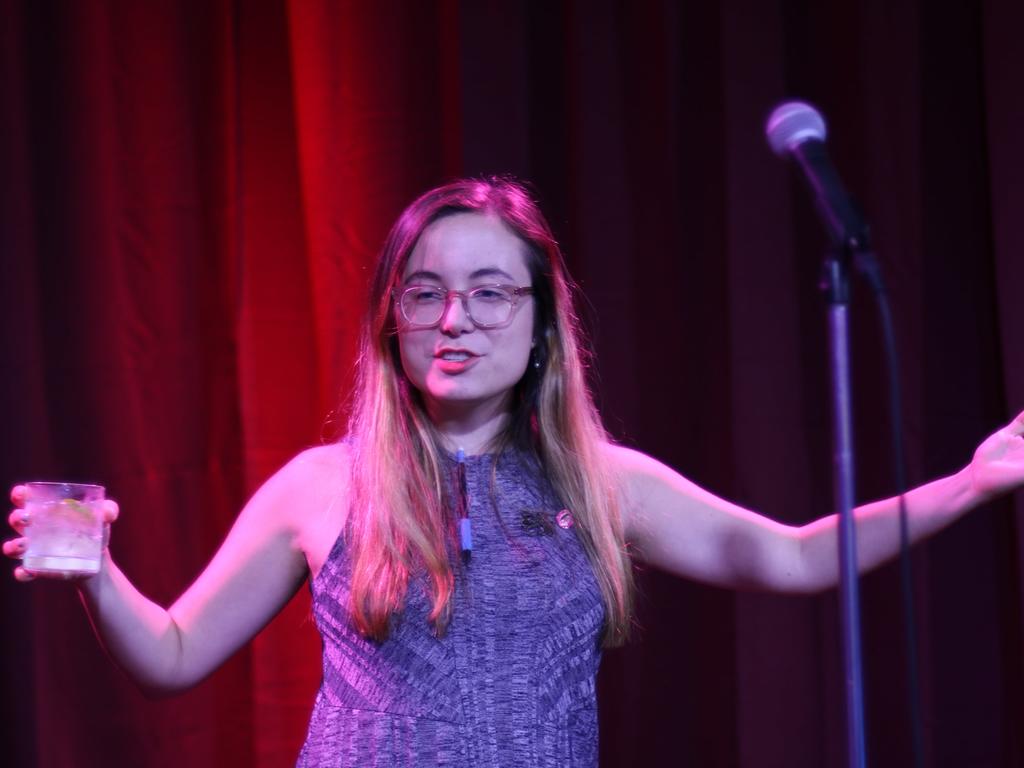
top-left (6, 177), bottom-right (1024, 766)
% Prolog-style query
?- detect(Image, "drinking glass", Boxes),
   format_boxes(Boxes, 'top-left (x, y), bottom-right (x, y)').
top-left (23, 482), bottom-right (105, 576)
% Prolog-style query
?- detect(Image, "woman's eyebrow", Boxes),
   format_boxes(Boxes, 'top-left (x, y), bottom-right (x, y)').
top-left (468, 267), bottom-right (516, 282)
top-left (403, 267), bottom-right (517, 284)
top-left (403, 270), bottom-right (443, 284)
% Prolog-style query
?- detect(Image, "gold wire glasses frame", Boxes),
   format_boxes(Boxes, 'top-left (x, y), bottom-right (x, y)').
top-left (393, 284), bottom-right (534, 329)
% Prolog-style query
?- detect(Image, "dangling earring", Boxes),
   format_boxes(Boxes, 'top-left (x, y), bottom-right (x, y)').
top-left (531, 344), bottom-right (542, 370)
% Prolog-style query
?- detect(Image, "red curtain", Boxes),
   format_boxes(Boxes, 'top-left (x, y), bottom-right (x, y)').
top-left (2, 1), bottom-right (1022, 766)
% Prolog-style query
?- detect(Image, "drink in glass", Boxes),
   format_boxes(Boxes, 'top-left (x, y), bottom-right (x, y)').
top-left (23, 482), bottom-right (105, 576)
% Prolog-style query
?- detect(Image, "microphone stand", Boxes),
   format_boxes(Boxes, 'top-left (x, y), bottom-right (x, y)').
top-left (821, 248), bottom-right (867, 768)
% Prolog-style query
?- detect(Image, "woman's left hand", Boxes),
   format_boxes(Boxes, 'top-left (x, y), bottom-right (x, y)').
top-left (969, 410), bottom-right (1024, 500)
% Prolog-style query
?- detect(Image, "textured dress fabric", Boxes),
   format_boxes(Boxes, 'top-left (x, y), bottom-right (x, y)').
top-left (296, 450), bottom-right (606, 767)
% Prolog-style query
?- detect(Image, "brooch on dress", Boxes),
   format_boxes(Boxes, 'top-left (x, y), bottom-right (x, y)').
top-left (520, 509), bottom-right (574, 536)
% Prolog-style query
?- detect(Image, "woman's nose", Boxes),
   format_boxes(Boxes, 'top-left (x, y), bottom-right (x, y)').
top-left (439, 292), bottom-right (474, 334)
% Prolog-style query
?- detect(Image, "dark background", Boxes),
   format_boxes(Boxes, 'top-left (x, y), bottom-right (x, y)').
top-left (2, 1), bottom-right (1022, 766)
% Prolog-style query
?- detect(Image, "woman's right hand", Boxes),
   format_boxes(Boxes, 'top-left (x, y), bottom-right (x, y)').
top-left (4, 448), bottom-right (327, 693)
top-left (4, 485), bottom-right (120, 582)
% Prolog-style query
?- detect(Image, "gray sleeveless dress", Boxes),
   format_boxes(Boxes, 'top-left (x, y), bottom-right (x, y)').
top-left (296, 450), bottom-right (605, 767)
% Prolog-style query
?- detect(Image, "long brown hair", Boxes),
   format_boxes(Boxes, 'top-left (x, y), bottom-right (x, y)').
top-left (344, 177), bottom-right (633, 646)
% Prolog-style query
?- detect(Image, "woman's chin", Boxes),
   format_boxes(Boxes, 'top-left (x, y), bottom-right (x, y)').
top-left (421, 382), bottom-right (512, 417)
top-left (425, 389), bottom-right (486, 410)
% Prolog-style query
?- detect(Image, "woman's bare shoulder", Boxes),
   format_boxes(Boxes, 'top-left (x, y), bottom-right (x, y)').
top-left (269, 442), bottom-right (353, 577)
top-left (599, 440), bottom-right (671, 486)
top-left (237, 442), bottom-right (352, 538)
top-left (268, 441), bottom-right (352, 493)
top-left (598, 440), bottom-right (715, 536)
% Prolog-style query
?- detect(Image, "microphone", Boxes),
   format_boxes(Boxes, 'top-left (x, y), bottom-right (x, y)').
top-left (766, 101), bottom-right (869, 251)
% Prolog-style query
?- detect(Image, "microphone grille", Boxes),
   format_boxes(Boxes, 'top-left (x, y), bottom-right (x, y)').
top-left (765, 101), bottom-right (827, 156)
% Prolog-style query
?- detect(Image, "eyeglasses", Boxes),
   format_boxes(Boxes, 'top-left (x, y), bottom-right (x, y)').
top-left (394, 284), bottom-right (534, 329)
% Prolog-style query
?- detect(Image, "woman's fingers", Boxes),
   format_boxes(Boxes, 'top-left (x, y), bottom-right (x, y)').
top-left (7, 507), bottom-right (30, 535)
top-left (5, 532), bottom-right (35, 581)
top-left (9, 487), bottom-right (30, 540)
top-left (3, 534), bottom-right (37, 582)
top-left (7, 493), bottom-right (33, 581)
top-left (3, 537), bottom-right (27, 559)
top-left (103, 499), bottom-right (119, 524)
top-left (1008, 410), bottom-right (1024, 437)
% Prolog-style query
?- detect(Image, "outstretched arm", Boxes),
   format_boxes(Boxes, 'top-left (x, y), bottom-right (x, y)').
top-left (616, 411), bottom-right (1024, 593)
top-left (5, 445), bottom-right (348, 695)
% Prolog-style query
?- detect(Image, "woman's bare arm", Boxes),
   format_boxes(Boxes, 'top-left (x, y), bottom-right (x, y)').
top-left (6, 444), bottom-right (348, 695)
top-left (616, 411), bottom-right (1024, 592)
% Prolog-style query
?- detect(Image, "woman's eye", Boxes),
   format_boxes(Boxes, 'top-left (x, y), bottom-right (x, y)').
top-left (411, 288), bottom-right (444, 303)
top-left (471, 288), bottom-right (508, 301)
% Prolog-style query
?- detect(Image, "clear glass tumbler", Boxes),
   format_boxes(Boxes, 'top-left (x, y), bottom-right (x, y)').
top-left (23, 482), bottom-right (105, 576)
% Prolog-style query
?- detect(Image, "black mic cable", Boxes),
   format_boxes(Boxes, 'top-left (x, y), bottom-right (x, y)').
top-left (853, 249), bottom-right (923, 768)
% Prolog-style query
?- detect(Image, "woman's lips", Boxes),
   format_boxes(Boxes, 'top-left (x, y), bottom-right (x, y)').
top-left (434, 351), bottom-right (480, 374)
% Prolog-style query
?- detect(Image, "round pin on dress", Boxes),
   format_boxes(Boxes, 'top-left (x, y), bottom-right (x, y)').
top-left (556, 509), bottom-right (574, 529)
